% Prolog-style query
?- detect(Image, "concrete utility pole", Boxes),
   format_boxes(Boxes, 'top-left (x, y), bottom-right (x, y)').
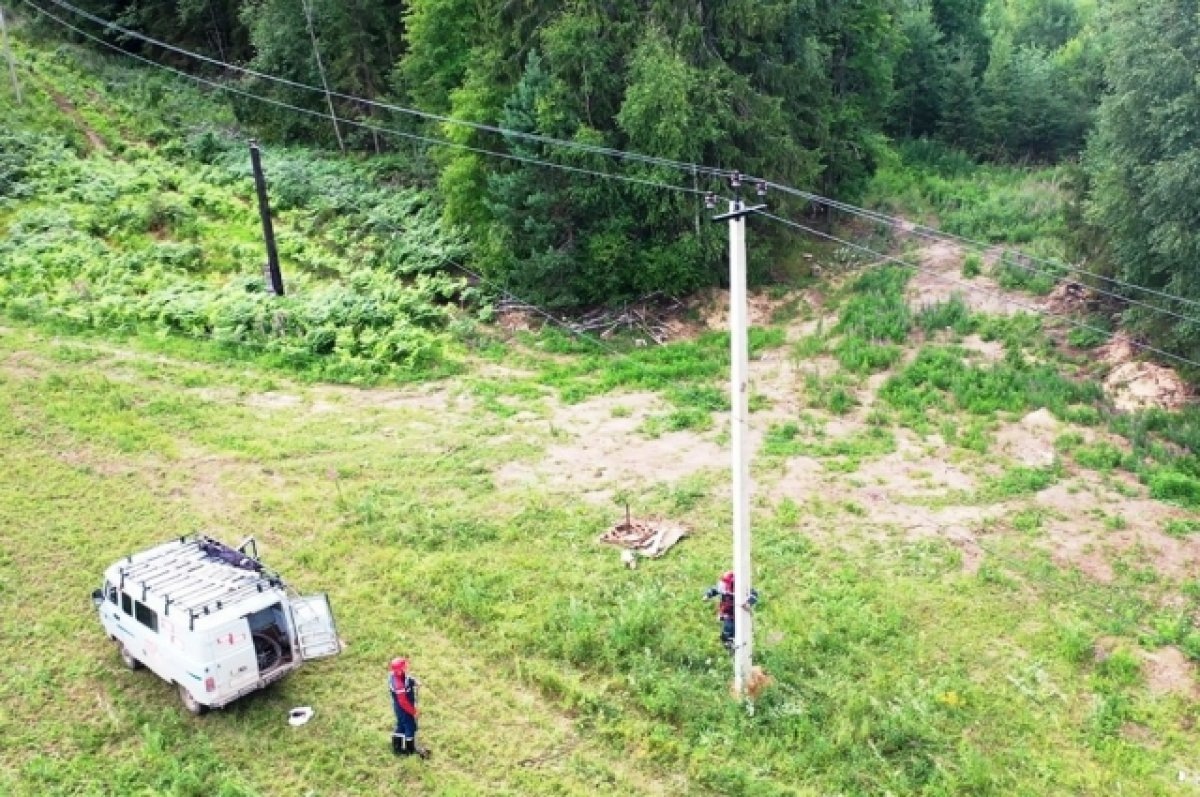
top-left (1, 6), bottom-right (22, 105)
top-left (249, 140), bottom-right (285, 296)
top-left (708, 174), bottom-right (767, 698)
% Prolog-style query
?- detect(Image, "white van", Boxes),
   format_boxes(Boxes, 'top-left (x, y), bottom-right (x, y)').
top-left (92, 535), bottom-right (341, 714)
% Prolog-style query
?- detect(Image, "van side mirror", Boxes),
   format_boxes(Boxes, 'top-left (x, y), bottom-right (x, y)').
top-left (91, 588), bottom-right (104, 608)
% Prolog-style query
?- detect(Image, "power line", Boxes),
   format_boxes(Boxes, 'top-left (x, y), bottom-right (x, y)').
top-left (766, 181), bottom-right (1200, 326)
top-left (23, 0), bottom-right (710, 363)
top-left (762, 180), bottom-right (1200, 315)
top-left (22, 0), bottom-right (706, 199)
top-left (760, 212), bottom-right (1200, 373)
top-left (36, 0), bottom-right (1200, 327)
top-left (437, 258), bottom-right (630, 359)
top-left (21, 0), bottom-right (644, 359)
top-left (24, 0), bottom-right (1200, 374)
top-left (35, 0), bottom-right (733, 180)
top-left (32, 0), bottom-right (1200, 325)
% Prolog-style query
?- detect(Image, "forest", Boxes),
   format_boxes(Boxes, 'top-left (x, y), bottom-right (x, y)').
top-left (4, 0), bottom-right (1197, 366)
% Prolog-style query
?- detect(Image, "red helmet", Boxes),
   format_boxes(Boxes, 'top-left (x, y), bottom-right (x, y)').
top-left (390, 657), bottom-right (408, 675)
top-left (720, 570), bottom-right (735, 587)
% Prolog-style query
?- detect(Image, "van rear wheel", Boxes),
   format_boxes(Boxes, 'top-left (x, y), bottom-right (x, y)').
top-left (118, 642), bottom-right (141, 670)
top-left (178, 683), bottom-right (207, 716)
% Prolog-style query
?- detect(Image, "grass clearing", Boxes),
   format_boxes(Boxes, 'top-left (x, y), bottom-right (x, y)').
top-left (4, 298), bottom-right (1200, 795)
top-left (6, 27), bottom-right (1200, 796)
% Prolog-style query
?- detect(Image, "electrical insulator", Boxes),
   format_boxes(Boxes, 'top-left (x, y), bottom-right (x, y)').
top-left (730, 171), bottom-right (742, 189)
top-left (704, 192), bottom-right (716, 210)
top-left (756, 180), bottom-right (767, 197)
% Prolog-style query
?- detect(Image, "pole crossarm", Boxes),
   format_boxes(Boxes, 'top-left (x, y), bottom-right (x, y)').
top-left (711, 203), bottom-right (766, 223)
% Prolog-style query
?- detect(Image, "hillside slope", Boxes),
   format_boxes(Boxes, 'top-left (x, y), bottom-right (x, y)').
top-left (4, 18), bottom-right (1200, 797)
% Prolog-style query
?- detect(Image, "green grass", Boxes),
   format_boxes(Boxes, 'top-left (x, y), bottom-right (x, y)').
top-left (6, 19), bottom-right (1200, 797)
top-left (880, 344), bottom-right (1101, 431)
top-left (1164, 519), bottom-right (1200, 538)
top-left (5, 304), bottom-right (1200, 795)
top-left (985, 463), bottom-right (1063, 498)
top-left (763, 420), bottom-right (896, 471)
top-left (865, 141), bottom-right (1069, 256)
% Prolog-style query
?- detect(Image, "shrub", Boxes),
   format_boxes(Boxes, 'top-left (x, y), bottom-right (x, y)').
top-left (1067, 317), bottom-right (1111, 349)
top-left (1074, 442), bottom-right (1124, 472)
top-left (1165, 519), bottom-right (1200, 537)
top-left (1148, 471), bottom-right (1200, 507)
top-left (915, 295), bottom-right (975, 335)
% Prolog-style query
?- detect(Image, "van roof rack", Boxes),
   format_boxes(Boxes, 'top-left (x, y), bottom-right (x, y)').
top-left (117, 535), bottom-right (286, 630)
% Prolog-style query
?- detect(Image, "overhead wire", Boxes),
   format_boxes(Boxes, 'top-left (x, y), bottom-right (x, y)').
top-left (22, 0), bottom-right (698, 365)
top-left (759, 211), bottom-right (1200, 372)
top-left (23, 0), bottom-right (1200, 371)
top-left (33, 0), bottom-right (1200, 326)
top-left (21, 0), bottom-right (708, 198)
top-left (16, 7), bottom-right (1194, 654)
top-left (35, 0), bottom-right (733, 180)
top-left (766, 180), bottom-right (1200, 325)
top-left (761, 179), bottom-right (1200, 315)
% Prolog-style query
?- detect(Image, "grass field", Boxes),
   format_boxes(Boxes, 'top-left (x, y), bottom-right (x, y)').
top-left (3, 265), bottom-right (1200, 795)
top-left (4, 17), bottom-right (1200, 797)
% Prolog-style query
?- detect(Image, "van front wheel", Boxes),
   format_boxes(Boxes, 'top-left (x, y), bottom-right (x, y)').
top-left (118, 643), bottom-right (141, 670)
top-left (178, 683), bottom-right (207, 716)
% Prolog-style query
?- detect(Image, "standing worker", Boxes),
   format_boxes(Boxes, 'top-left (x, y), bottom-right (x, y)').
top-left (388, 657), bottom-right (427, 758)
top-left (704, 571), bottom-right (758, 653)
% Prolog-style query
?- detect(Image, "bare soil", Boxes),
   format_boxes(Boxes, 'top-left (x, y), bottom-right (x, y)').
top-left (498, 240), bottom-right (1199, 587)
top-left (494, 392), bottom-right (725, 504)
top-left (907, 241), bottom-right (1029, 315)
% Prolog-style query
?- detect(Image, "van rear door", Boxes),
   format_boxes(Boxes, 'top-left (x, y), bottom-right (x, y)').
top-left (289, 594), bottom-right (341, 660)
top-left (210, 619), bottom-right (259, 691)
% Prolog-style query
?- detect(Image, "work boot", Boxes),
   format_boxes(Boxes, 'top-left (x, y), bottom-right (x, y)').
top-left (392, 734), bottom-right (414, 755)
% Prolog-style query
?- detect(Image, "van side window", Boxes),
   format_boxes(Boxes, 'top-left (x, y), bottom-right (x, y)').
top-left (121, 592), bottom-right (132, 615)
top-left (134, 601), bottom-right (158, 632)
top-left (105, 581), bottom-right (117, 604)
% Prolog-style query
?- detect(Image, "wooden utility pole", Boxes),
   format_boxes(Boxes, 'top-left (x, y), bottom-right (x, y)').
top-left (249, 140), bottom-right (285, 296)
top-left (300, 0), bottom-right (345, 153)
top-left (1, 6), bottom-right (22, 105)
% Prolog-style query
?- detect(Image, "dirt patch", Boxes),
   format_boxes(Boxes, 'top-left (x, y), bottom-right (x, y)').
top-left (1034, 479), bottom-right (1200, 582)
top-left (748, 351), bottom-right (802, 419)
top-left (495, 393), bottom-right (725, 501)
top-left (765, 457), bottom-right (824, 504)
top-left (1044, 283), bottom-right (1093, 316)
top-left (50, 91), bottom-right (107, 152)
top-left (695, 288), bottom-right (799, 329)
top-left (245, 391), bottom-right (304, 410)
top-left (959, 334), bottom-right (1006, 362)
top-left (0, 350), bottom-right (45, 380)
top-left (1142, 646), bottom-right (1198, 699)
top-left (310, 384), bottom-right (462, 414)
top-left (788, 312), bottom-right (840, 343)
top-left (1103, 361), bottom-right (1191, 412)
top-left (994, 409), bottom-right (1059, 468)
top-left (1120, 722), bottom-right (1157, 746)
top-left (54, 447), bottom-right (136, 478)
top-left (495, 308), bottom-right (539, 334)
top-left (907, 241), bottom-right (1030, 316)
top-left (1096, 332), bottom-right (1138, 366)
top-left (854, 450), bottom-right (978, 498)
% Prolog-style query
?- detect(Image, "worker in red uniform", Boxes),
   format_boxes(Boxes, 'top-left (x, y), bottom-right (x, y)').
top-left (704, 571), bottom-right (758, 652)
top-left (389, 657), bottom-right (427, 757)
